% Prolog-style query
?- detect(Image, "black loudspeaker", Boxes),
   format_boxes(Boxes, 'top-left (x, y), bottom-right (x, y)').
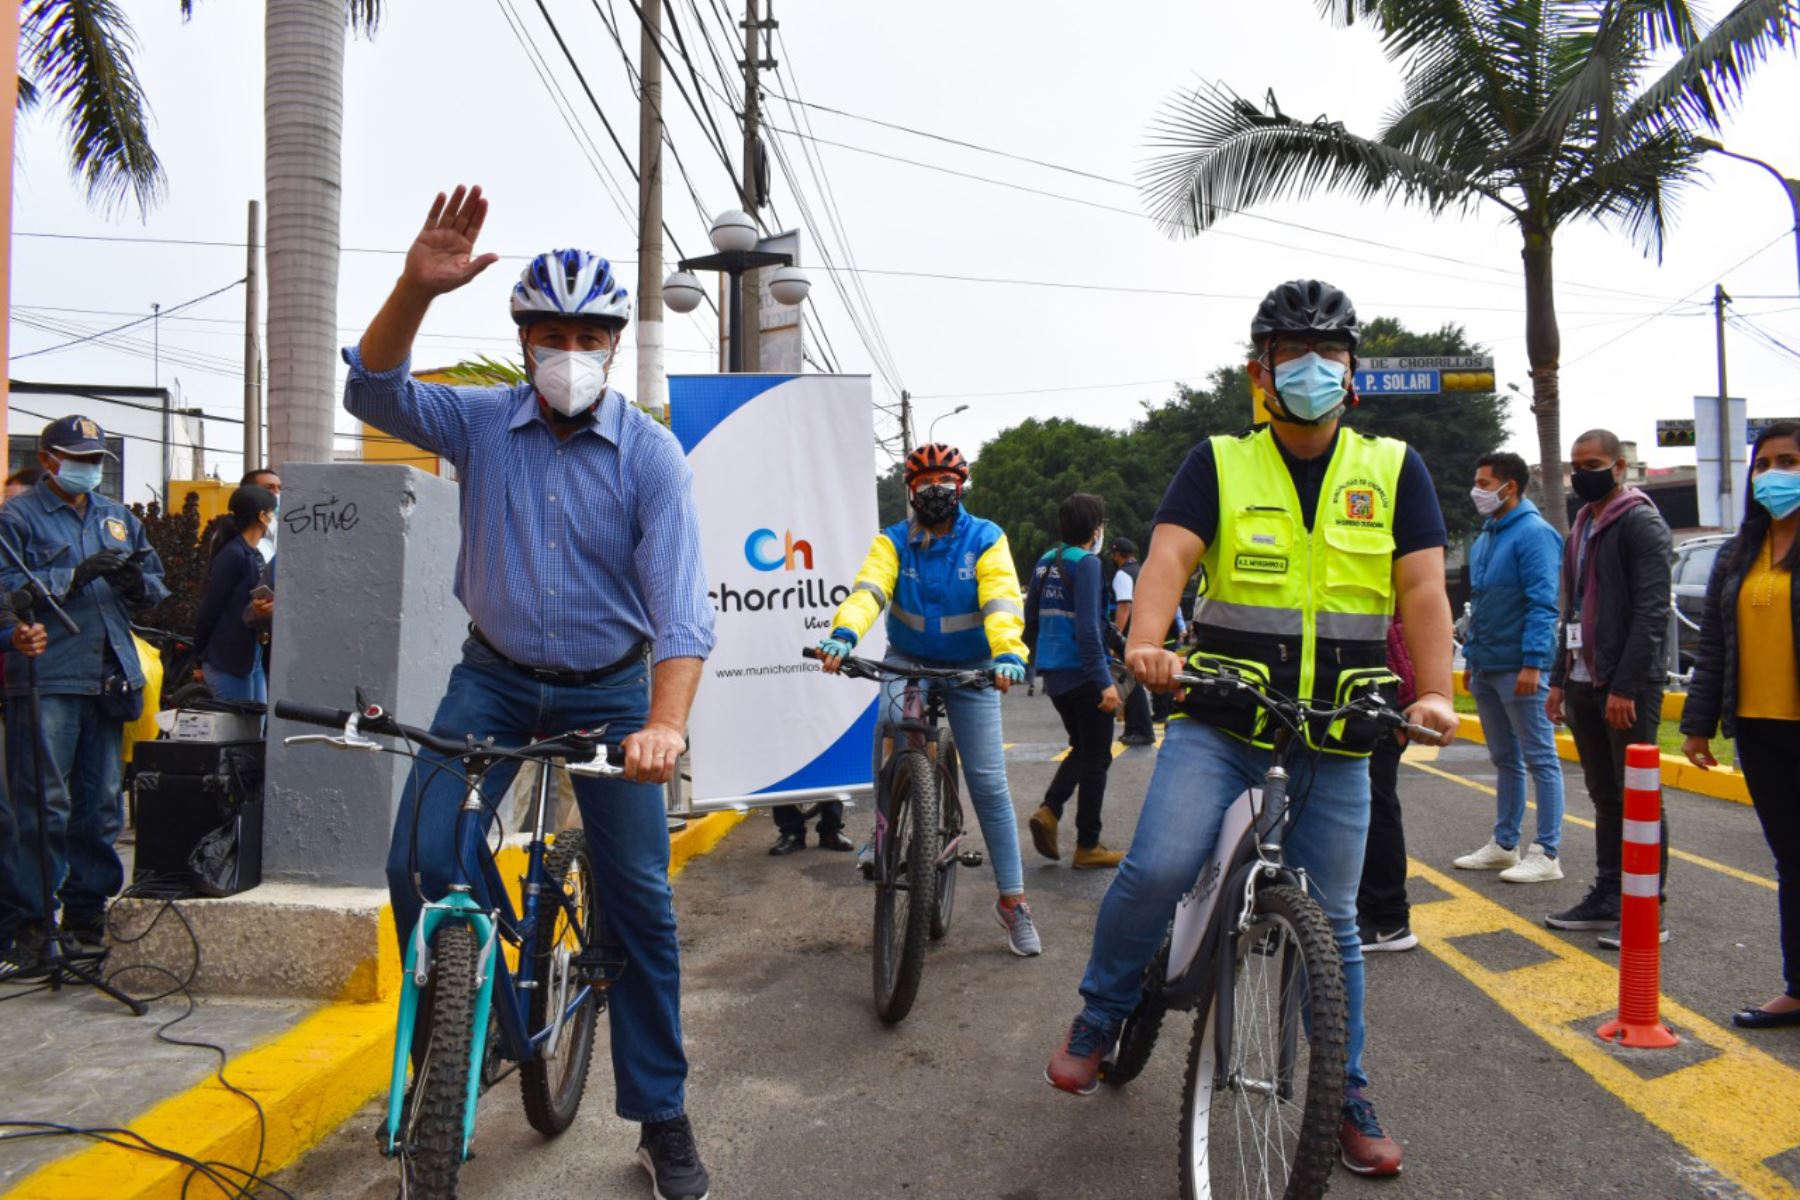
top-left (131, 739), bottom-right (265, 896)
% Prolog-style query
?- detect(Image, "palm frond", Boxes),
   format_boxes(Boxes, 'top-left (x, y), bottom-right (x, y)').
top-left (17, 75), bottom-right (39, 111)
top-left (1622, 0), bottom-right (1799, 132)
top-left (19, 0), bottom-right (165, 216)
top-left (1547, 125), bottom-right (1700, 258)
top-left (435, 355), bottom-right (527, 387)
top-left (1139, 84), bottom-right (1495, 237)
top-left (347, 0), bottom-right (383, 37)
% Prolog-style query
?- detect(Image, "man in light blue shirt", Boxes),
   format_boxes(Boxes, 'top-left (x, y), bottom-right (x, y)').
top-left (344, 186), bottom-right (715, 1200)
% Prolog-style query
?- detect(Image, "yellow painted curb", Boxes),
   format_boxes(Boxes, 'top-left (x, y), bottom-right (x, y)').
top-left (1456, 714), bottom-right (1750, 806)
top-left (3, 809), bottom-right (748, 1200)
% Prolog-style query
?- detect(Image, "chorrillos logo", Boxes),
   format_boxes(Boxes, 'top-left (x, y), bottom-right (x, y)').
top-left (744, 528), bottom-right (814, 572)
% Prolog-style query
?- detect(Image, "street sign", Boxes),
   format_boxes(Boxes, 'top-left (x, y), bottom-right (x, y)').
top-left (1355, 368), bottom-right (1440, 395)
top-left (1353, 354), bottom-right (1495, 395)
top-left (1655, 419), bottom-right (1696, 448)
top-left (1748, 416), bottom-right (1799, 444)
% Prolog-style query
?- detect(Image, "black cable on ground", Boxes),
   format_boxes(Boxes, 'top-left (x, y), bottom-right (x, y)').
top-left (0, 878), bottom-right (296, 1198)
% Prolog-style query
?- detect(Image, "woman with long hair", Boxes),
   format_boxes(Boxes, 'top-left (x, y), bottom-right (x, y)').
top-left (193, 485), bottom-right (277, 703)
top-left (1681, 420), bottom-right (1800, 1028)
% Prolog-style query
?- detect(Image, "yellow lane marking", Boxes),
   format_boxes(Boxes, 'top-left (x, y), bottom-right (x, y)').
top-left (1409, 862), bottom-right (1800, 1199)
top-left (3, 810), bottom-right (749, 1200)
top-left (1405, 759), bottom-right (1776, 893)
top-left (1051, 732), bottom-right (1162, 763)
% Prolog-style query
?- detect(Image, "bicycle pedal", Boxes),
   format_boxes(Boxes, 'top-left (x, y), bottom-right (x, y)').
top-left (859, 861), bottom-right (876, 881)
top-left (958, 850), bottom-right (985, 867)
top-left (574, 948), bottom-right (628, 987)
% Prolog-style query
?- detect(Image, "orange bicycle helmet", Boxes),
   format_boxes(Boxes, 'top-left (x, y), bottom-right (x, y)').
top-left (904, 442), bottom-right (969, 487)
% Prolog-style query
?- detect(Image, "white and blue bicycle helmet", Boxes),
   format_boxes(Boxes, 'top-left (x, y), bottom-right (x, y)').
top-left (511, 249), bottom-right (632, 329)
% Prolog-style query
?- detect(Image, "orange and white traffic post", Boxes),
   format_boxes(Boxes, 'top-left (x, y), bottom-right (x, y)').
top-left (1596, 744), bottom-right (1679, 1049)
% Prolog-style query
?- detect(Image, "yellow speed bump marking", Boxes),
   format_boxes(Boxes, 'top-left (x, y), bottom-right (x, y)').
top-left (1409, 862), bottom-right (1800, 1199)
top-left (1406, 758), bottom-right (1775, 893)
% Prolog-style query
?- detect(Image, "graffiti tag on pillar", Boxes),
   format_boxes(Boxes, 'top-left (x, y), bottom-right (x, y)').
top-left (285, 497), bottom-right (361, 536)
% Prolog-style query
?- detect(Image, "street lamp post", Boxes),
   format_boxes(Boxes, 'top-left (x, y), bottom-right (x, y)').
top-left (1695, 138), bottom-right (1800, 295)
top-left (927, 404), bottom-right (969, 444)
top-left (662, 210), bottom-right (810, 373)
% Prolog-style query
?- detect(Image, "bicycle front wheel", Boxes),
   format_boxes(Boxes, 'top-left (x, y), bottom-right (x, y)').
top-left (520, 829), bottom-right (602, 1137)
top-left (1179, 884), bottom-right (1347, 1200)
top-left (403, 921), bottom-right (481, 1200)
top-left (872, 749), bottom-right (940, 1023)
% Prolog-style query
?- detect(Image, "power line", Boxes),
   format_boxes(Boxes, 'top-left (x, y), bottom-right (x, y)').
top-left (10, 278), bottom-right (245, 361)
top-left (758, 88), bottom-right (1694, 308)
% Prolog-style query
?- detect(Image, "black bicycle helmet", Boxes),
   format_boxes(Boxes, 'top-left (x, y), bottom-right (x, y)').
top-left (1250, 279), bottom-right (1359, 350)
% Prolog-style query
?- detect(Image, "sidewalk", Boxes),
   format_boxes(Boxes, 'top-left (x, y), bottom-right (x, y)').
top-left (0, 809), bottom-right (746, 1200)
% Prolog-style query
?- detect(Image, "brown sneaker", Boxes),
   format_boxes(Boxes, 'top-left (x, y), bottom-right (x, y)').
top-left (1029, 806), bottom-right (1060, 860)
top-left (1339, 1089), bottom-right (1403, 1176)
top-left (1072, 844), bottom-right (1124, 870)
top-left (1045, 1016), bottom-right (1113, 1096)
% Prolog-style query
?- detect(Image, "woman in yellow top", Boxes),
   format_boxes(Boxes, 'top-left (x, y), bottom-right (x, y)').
top-left (1682, 420), bottom-right (1800, 1029)
top-left (817, 443), bottom-right (1042, 956)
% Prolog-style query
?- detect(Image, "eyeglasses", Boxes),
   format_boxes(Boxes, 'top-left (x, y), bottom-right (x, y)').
top-left (1266, 338), bottom-right (1354, 365)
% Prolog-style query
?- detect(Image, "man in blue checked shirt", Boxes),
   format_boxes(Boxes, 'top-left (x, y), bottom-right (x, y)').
top-left (344, 185), bottom-right (716, 1200)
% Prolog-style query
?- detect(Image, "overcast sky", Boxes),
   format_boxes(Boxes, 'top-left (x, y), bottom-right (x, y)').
top-left (8, 0), bottom-right (1799, 484)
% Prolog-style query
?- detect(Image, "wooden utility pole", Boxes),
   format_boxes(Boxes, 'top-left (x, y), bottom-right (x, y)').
top-left (738, 0), bottom-right (774, 372)
top-left (900, 390), bottom-right (915, 453)
top-left (245, 200), bottom-right (264, 469)
top-left (637, 0), bottom-right (666, 416)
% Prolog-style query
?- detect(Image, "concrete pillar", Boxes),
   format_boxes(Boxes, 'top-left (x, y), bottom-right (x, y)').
top-left (262, 463), bottom-right (466, 886)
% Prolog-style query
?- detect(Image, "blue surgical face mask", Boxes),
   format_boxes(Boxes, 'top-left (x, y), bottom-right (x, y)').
top-left (1271, 352), bottom-right (1350, 423)
top-left (1753, 468), bottom-right (1800, 520)
top-left (52, 456), bottom-right (104, 495)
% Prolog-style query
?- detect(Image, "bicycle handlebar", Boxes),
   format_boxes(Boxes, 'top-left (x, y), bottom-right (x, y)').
top-left (1172, 671), bottom-right (1445, 746)
top-left (803, 646), bottom-right (993, 688)
top-left (274, 699), bottom-right (625, 766)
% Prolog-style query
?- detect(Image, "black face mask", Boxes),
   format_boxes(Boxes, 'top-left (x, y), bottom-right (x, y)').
top-left (1570, 465), bottom-right (1618, 503)
top-left (910, 484), bottom-right (960, 526)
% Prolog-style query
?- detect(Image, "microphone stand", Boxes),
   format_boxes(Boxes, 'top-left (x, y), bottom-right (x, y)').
top-left (0, 533), bottom-right (146, 1014)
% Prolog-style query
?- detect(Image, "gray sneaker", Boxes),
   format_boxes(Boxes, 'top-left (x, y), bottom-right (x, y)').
top-left (994, 898), bottom-right (1042, 957)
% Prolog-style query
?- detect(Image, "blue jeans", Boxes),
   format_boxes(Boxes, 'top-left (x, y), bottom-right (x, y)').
top-left (5, 694), bottom-right (124, 924)
top-left (882, 655), bottom-right (1025, 896)
top-left (0, 720), bottom-right (20, 941)
top-left (204, 657), bottom-right (267, 704)
top-left (385, 638), bottom-right (685, 1123)
top-left (1468, 669), bottom-right (1564, 856)
top-left (1079, 718), bottom-right (1377, 1091)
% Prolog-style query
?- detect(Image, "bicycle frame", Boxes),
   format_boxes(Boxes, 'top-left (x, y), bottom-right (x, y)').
top-left (381, 756), bottom-right (600, 1160)
top-left (868, 679), bottom-right (946, 886)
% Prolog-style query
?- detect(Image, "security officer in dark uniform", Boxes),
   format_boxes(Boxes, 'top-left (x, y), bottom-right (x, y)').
top-left (0, 416), bottom-right (167, 966)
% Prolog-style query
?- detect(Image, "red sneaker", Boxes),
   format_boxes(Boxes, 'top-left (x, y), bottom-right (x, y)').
top-left (1045, 1017), bottom-right (1112, 1096)
top-left (1339, 1089), bottom-right (1403, 1176)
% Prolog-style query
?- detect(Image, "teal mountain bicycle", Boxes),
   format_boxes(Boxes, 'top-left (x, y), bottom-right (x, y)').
top-left (277, 694), bottom-right (624, 1200)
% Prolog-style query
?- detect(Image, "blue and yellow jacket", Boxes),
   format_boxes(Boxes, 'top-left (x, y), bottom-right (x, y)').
top-left (830, 511), bottom-right (1029, 666)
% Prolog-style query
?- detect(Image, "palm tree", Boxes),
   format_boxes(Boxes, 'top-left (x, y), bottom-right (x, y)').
top-left (1141, 0), bottom-right (1798, 531)
top-left (15, 1), bottom-right (382, 471)
top-left (265, 0), bottom-right (380, 470)
top-left (15, 0), bottom-right (171, 215)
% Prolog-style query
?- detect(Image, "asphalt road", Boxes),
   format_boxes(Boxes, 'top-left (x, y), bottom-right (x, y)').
top-left (279, 689), bottom-right (1797, 1200)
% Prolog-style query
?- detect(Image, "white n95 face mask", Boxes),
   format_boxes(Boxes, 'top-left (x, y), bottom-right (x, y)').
top-left (531, 346), bottom-right (609, 417)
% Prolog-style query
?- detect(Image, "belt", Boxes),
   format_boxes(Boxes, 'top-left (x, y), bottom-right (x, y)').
top-left (471, 627), bottom-right (648, 687)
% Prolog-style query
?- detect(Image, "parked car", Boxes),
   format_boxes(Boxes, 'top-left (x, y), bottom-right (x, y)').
top-left (1671, 533), bottom-right (1732, 676)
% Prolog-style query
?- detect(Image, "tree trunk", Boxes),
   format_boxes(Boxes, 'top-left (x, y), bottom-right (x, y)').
top-left (1521, 227), bottom-right (1568, 534)
top-left (264, 0), bottom-right (346, 470)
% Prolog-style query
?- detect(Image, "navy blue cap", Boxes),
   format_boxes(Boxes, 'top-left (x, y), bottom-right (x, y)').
top-left (39, 415), bottom-right (115, 458)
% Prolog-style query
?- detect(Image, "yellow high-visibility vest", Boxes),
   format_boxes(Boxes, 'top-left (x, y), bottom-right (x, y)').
top-left (1186, 425), bottom-right (1407, 755)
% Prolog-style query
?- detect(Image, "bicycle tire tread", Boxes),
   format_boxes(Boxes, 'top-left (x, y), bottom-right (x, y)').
top-left (520, 829), bottom-right (601, 1137)
top-left (873, 749), bottom-right (940, 1023)
top-left (406, 922), bottom-right (479, 1199)
top-left (1178, 883), bottom-right (1347, 1200)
